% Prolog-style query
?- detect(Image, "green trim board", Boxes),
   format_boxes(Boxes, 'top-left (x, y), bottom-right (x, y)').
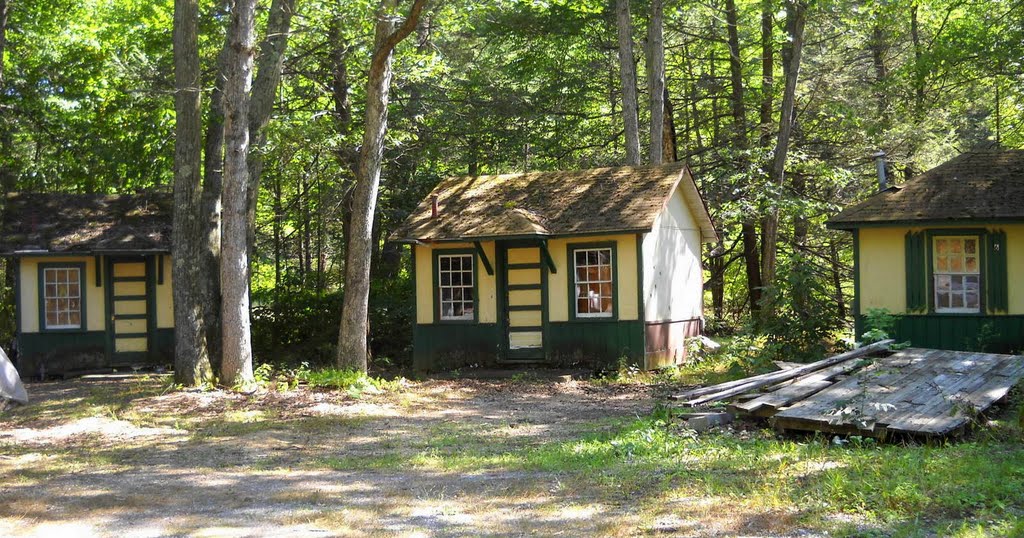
top-left (869, 314), bottom-right (1024, 354)
top-left (412, 323), bottom-right (501, 371)
top-left (566, 241), bottom-right (619, 322)
top-left (986, 229), bottom-right (1008, 312)
top-left (904, 231), bottom-right (926, 312)
top-left (852, 229), bottom-right (862, 338)
top-left (13, 258), bottom-right (20, 333)
top-left (94, 255), bottom-right (102, 287)
top-left (635, 233), bottom-right (645, 327)
top-left (539, 240), bottom-right (557, 274)
top-left (546, 319), bottom-right (644, 368)
top-left (473, 242), bottom-right (494, 276)
top-left (36, 261), bottom-right (88, 333)
top-left (431, 248), bottom-right (480, 324)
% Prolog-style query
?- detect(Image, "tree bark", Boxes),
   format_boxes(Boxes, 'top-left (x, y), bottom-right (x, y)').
top-left (201, 7), bottom-right (231, 372)
top-left (245, 0), bottom-right (297, 253)
top-left (646, 0), bottom-right (665, 165)
top-left (172, 0), bottom-right (213, 386)
top-left (725, 0), bottom-right (763, 315)
top-left (337, 0), bottom-right (427, 372)
top-left (760, 0), bottom-right (807, 289)
top-left (0, 0), bottom-right (14, 193)
top-left (758, 0), bottom-right (774, 147)
top-left (662, 87), bottom-right (677, 163)
top-left (615, 0), bottom-right (641, 165)
top-left (220, 0), bottom-right (257, 387)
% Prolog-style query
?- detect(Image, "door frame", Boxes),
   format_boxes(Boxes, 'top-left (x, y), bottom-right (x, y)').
top-left (104, 255), bottom-right (157, 365)
top-left (497, 239), bottom-right (549, 363)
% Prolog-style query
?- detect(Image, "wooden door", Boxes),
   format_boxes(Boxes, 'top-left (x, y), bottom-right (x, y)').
top-left (107, 259), bottom-right (151, 363)
top-left (504, 245), bottom-right (545, 360)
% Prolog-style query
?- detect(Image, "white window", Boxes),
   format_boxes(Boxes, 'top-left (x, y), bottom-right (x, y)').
top-left (438, 254), bottom-right (474, 320)
top-left (573, 247), bottom-right (613, 318)
top-left (43, 267), bottom-right (83, 329)
top-left (933, 236), bottom-right (980, 313)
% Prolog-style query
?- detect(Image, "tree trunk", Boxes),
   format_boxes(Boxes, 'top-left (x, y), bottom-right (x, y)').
top-left (219, 0), bottom-right (257, 387)
top-left (760, 0), bottom-right (807, 289)
top-left (245, 0), bottom-right (297, 253)
top-left (662, 87), bottom-right (677, 163)
top-left (647, 0), bottom-right (665, 165)
top-left (869, 22), bottom-right (889, 117)
top-left (615, 0), bottom-right (641, 165)
top-left (0, 0), bottom-right (14, 193)
top-left (759, 0), bottom-right (774, 147)
top-left (201, 11), bottom-right (231, 371)
top-left (725, 0), bottom-right (762, 315)
top-left (337, 0), bottom-right (426, 372)
top-left (830, 240), bottom-right (846, 320)
top-left (172, 0), bottom-right (213, 386)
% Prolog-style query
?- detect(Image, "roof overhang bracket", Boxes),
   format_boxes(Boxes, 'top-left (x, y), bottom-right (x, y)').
top-left (539, 240), bottom-right (557, 274)
top-left (473, 241), bottom-right (494, 276)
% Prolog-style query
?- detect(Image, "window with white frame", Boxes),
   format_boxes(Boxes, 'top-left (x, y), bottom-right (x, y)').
top-left (43, 266), bottom-right (83, 329)
top-left (933, 236), bottom-right (980, 313)
top-left (438, 254), bottom-right (475, 320)
top-left (573, 247), bottom-right (613, 317)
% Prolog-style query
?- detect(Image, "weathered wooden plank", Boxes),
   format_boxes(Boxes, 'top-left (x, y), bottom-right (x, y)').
top-left (734, 359), bottom-right (867, 415)
top-left (674, 340), bottom-right (894, 406)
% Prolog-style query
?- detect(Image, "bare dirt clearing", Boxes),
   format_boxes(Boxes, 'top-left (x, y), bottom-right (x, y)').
top-left (0, 374), bottom-right (808, 537)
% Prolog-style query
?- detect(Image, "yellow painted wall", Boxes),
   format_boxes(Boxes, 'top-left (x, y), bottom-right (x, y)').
top-left (548, 234), bottom-right (639, 322)
top-left (858, 224), bottom-right (1024, 315)
top-left (858, 228), bottom-right (907, 313)
top-left (414, 242), bottom-right (498, 324)
top-left (19, 254), bottom-right (176, 334)
top-left (19, 256), bottom-right (105, 333)
top-left (156, 255), bottom-right (174, 328)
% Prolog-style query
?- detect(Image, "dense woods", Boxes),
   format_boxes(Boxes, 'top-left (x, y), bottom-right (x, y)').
top-left (1, 0), bottom-right (1021, 378)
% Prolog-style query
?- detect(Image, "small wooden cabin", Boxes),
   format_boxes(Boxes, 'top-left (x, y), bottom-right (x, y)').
top-left (828, 150), bottom-right (1024, 352)
top-left (0, 192), bottom-right (174, 377)
top-left (390, 163), bottom-right (718, 370)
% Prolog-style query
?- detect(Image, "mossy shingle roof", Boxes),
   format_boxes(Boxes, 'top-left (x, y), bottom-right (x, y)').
top-left (0, 192), bottom-right (172, 254)
top-left (828, 150), bottom-right (1024, 228)
top-left (390, 163), bottom-right (718, 242)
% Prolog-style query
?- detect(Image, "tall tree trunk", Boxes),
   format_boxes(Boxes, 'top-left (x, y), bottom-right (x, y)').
top-left (0, 0), bottom-right (14, 193)
top-left (337, 0), bottom-right (426, 372)
top-left (615, 0), bottom-right (641, 165)
top-left (220, 0), bottom-right (257, 387)
top-left (758, 0), bottom-right (774, 147)
top-left (172, 0), bottom-right (213, 386)
top-left (647, 0), bottom-right (665, 165)
top-left (829, 241), bottom-right (846, 320)
top-left (725, 0), bottom-right (762, 315)
top-left (869, 22), bottom-right (889, 117)
top-left (760, 0), bottom-right (807, 289)
top-left (662, 87), bottom-right (677, 162)
top-left (201, 13), bottom-right (231, 371)
top-left (245, 0), bottom-right (297, 253)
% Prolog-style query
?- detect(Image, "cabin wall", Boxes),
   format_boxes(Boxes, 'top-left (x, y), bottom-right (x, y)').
top-left (14, 254), bottom-right (175, 377)
top-left (640, 187), bottom-right (704, 368)
top-left (545, 234), bottom-right (644, 368)
top-left (412, 242), bottom-right (500, 369)
top-left (856, 224), bottom-right (1024, 352)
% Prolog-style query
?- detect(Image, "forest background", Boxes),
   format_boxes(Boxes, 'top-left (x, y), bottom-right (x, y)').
top-left (0, 0), bottom-right (1020, 374)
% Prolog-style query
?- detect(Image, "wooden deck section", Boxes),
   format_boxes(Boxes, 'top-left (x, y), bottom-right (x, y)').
top-left (768, 348), bottom-right (1024, 437)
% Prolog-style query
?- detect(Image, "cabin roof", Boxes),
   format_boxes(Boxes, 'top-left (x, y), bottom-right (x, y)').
top-left (390, 163), bottom-right (718, 243)
top-left (828, 150), bottom-right (1024, 228)
top-left (0, 191), bottom-right (172, 255)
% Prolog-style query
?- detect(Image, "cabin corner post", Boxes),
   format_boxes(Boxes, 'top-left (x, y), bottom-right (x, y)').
top-left (852, 228), bottom-right (862, 340)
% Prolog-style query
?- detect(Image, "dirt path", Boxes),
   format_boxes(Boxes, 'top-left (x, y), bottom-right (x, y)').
top-left (0, 374), bottom-right (816, 537)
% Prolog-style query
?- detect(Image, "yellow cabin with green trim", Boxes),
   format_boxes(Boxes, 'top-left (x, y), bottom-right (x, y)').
top-left (0, 193), bottom-right (175, 377)
top-left (391, 163), bottom-right (718, 370)
top-left (828, 150), bottom-right (1024, 352)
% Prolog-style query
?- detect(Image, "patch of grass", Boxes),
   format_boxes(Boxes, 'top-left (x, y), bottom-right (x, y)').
top-left (296, 367), bottom-right (404, 398)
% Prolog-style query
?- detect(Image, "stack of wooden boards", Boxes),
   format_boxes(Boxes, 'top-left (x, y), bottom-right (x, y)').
top-left (670, 342), bottom-right (1024, 437)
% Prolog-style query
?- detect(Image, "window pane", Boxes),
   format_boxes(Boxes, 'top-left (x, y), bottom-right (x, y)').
top-left (950, 240), bottom-right (962, 254)
top-left (936, 257), bottom-right (949, 272)
top-left (599, 266), bottom-right (611, 281)
top-left (936, 291), bottom-right (950, 308)
top-left (587, 251), bottom-right (598, 265)
top-left (463, 270), bottom-right (473, 285)
top-left (936, 239), bottom-right (948, 255)
top-left (950, 257), bottom-right (963, 272)
top-left (600, 283), bottom-right (612, 297)
top-left (68, 312), bottom-right (81, 326)
top-left (951, 294), bottom-right (963, 308)
top-left (576, 267), bottom-right (587, 281)
top-left (440, 257), bottom-right (450, 271)
top-left (451, 272), bottom-right (462, 286)
top-left (601, 297), bottom-right (613, 313)
top-left (575, 251), bottom-right (586, 264)
top-left (935, 274), bottom-right (951, 292)
top-left (441, 289), bottom-right (452, 301)
top-left (965, 239), bottom-right (976, 254)
top-left (577, 298), bottom-right (589, 314)
top-left (463, 303), bottom-right (474, 316)
top-left (965, 257), bottom-right (978, 273)
top-left (452, 288), bottom-right (462, 301)
top-left (464, 288), bottom-right (473, 301)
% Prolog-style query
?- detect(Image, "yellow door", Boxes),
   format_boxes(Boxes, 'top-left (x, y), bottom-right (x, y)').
top-left (109, 260), bottom-right (150, 360)
top-left (505, 246), bottom-right (544, 360)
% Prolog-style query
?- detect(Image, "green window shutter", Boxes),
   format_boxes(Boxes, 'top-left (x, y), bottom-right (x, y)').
top-left (986, 229), bottom-right (1008, 312)
top-left (905, 231), bottom-right (925, 311)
